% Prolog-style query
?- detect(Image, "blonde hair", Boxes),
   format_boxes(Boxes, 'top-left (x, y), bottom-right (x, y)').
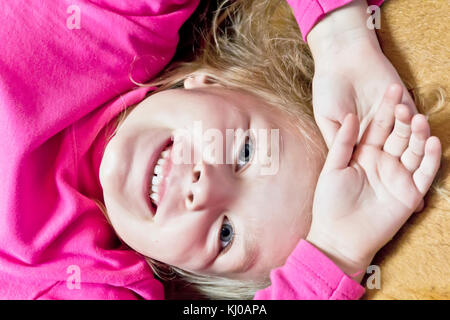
top-left (96, 0), bottom-right (449, 299)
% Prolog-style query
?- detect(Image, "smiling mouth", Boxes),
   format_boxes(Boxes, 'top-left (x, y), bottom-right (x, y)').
top-left (149, 141), bottom-right (173, 212)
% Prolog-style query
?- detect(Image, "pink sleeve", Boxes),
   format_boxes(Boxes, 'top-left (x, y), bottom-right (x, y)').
top-left (286, 0), bottom-right (386, 42)
top-left (254, 240), bottom-right (365, 300)
top-left (34, 277), bottom-right (165, 300)
top-left (0, 0), bottom-right (199, 300)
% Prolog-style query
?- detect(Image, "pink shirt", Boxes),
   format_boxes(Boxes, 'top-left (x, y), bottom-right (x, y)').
top-left (0, 0), bottom-right (380, 299)
top-left (287, 0), bottom-right (386, 41)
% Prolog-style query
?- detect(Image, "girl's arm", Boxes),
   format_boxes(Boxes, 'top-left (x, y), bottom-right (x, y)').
top-left (254, 240), bottom-right (365, 300)
top-left (288, 0), bottom-right (417, 148)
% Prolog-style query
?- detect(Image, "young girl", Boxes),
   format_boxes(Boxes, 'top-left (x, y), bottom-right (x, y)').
top-left (0, 0), bottom-right (442, 300)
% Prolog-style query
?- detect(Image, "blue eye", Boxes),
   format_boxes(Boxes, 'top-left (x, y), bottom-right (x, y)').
top-left (236, 135), bottom-right (253, 171)
top-left (219, 219), bottom-right (234, 250)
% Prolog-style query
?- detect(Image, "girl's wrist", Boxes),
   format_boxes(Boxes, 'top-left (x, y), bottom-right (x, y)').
top-left (306, 232), bottom-right (374, 283)
top-left (307, 0), bottom-right (380, 61)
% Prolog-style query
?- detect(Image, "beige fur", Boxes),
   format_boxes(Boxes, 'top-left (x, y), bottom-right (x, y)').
top-left (362, 0), bottom-right (450, 299)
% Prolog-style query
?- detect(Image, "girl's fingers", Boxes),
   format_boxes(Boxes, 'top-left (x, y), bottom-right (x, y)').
top-left (322, 113), bottom-right (360, 172)
top-left (400, 114), bottom-right (430, 172)
top-left (413, 136), bottom-right (442, 195)
top-left (383, 104), bottom-right (412, 157)
top-left (360, 84), bottom-right (403, 148)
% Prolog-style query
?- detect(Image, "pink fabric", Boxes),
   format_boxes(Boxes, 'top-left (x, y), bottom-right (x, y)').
top-left (287, 0), bottom-right (386, 41)
top-left (254, 240), bottom-right (365, 300)
top-left (0, 0), bottom-right (364, 299)
top-left (0, 0), bottom-right (199, 299)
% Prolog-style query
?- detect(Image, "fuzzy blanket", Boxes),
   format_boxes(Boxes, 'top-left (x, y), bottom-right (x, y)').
top-left (362, 0), bottom-right (450, 299)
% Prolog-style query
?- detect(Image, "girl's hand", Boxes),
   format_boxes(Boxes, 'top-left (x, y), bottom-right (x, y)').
top-left (307, 85), bottom-right (441, 283)
top-left (307, 0), bottom-right (417, 147)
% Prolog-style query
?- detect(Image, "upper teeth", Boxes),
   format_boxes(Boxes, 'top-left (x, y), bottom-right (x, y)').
top-left (149, 147), bottom-right (170, 206)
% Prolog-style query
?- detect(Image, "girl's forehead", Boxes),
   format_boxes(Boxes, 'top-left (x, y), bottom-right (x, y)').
top-left (158, 86), bottom-right (294, 140)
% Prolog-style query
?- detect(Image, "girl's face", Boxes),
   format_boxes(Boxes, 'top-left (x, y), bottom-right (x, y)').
top-left (99, 75), bottom-right (323, 280)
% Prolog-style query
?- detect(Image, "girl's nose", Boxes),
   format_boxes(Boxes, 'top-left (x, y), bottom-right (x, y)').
top-left (185, 162), bottom-right (232, 211)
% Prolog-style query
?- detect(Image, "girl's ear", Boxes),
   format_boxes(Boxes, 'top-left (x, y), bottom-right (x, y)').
top-left (183, 73), bottom-right (219, 89)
